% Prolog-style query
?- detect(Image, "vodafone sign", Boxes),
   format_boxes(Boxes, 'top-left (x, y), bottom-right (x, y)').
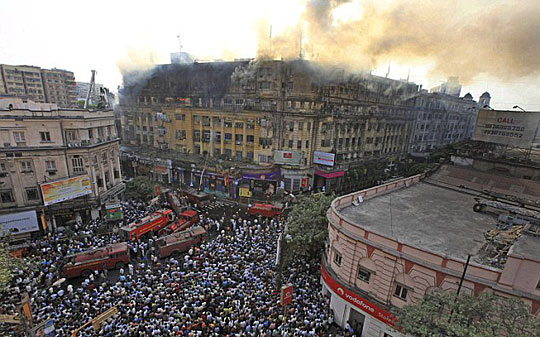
top-left (321, 264), bottom-right (396, 327)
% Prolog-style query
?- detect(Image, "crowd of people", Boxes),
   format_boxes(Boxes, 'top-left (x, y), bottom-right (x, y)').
top-left (1, 196), bottom-right (351, 336)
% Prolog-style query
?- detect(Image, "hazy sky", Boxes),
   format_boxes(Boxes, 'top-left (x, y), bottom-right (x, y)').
top-left (1, 0), bottom-right (539, 110)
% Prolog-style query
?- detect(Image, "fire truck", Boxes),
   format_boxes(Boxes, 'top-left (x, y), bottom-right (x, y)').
top-left (156, 226), bottom-right (207, 259)
top-left (183, 189), bottom-right (213, 208)
top-left (120, 209), bottom-right (175, 241)
top-left (63, 243), bottom-right (130, 278)
top-left (248, 203), bottom-right (283, 217)
top-left (158, 210), bottom-right (199, 236)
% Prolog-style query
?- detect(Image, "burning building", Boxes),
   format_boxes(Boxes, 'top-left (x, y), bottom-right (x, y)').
top-left (119, 59), bottom-right (421, 194)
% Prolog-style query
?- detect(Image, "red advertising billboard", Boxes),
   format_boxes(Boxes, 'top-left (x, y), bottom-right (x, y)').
top-left (280, 284), bottom-right (293, 306)
top-left (321, 264), bottom-right (396, 326)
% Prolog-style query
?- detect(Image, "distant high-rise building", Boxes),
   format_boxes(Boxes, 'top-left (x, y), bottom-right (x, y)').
top-left (0, 65), bottom-right (46, 102)
top-left (41, 68), bottom-right (77, 107)
top-left (0, 64), bottom-right (76, 107)
top-left (430, 76), bottom-right (462, 97)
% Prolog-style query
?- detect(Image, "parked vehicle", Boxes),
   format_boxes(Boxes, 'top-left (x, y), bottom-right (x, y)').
top-left (248, 203), bottom-right (283, 217)
top-left (156, 226), bottom-right (207, 258)
top-left (158, 210), bottom-right (199, 236)
top-left (63, 243), bottom-right (130, 278)
top-left (120, 209), bottom-right (175, 241)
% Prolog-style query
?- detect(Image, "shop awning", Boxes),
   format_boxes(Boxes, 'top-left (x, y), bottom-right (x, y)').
top-left (315, 170), bottom-right (344, 179)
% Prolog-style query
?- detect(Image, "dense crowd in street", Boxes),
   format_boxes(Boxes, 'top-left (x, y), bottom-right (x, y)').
top-left (0, 197), bottom-right (351, 337)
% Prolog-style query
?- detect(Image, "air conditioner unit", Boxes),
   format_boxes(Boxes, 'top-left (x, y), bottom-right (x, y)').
top-left (3, 143), bottom-right (10, 148)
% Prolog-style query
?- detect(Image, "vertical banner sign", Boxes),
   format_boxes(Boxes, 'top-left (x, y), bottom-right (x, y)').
top-left (280, 284), bottom-right (293, 306)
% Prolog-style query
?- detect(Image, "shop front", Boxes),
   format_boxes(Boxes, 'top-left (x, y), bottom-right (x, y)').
top-left (320, 263), bottom-right (399, 337)
top-left (314, 169), bottom-right (344, 193)
top-left (280, 167), bottom-right (313, 194)
top-left (241, 168), bottom-right (280, 200)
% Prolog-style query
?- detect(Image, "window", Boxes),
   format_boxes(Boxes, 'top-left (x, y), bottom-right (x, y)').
top-left (40, 131), bottom-right (51, 142)
top-left (235, 122), bottom-right (244, 129)
top-left (72, 157), bottom-right (84, 173)
top-left (235, 151), bottom-right (243, 161)
top-left (246, 135), bottom-right (254, 143)
top-left (88, 129), bottom-right (93, 139)
top-left (288, 140), bottom-right (293, 148)
top-left (305, 140), bottom-right (309, 148)
top-left (13, 131), bottom-right (25, 143)
top-left (225, 133), bottom-right (232, 141)
top-left (333, 251), bottom-right (342, 266)
top-left (357, 267), bottom-right (371, 283)
top-left (114, 169), bottom-right (120, 179)
top-left (288, 122), bottom-right (294, 131)
top-left (383, 333), bottom-right (394, 337)
top-left (26, 188), bottom-right (39, 201)
top-left (45, 160), bottom-right (56, 171)
top-left (20, 161), bottom-right (32, 172)
top-left (536, 279), bottom-right (540, 290)
top-left (394, 284), bottom-right (408, 300)
top-left (101, 152), bottom-right (107, 161)
top-left (235, 134), bottom-right (243, 144)
top-left (0, 162), bottom-right (6, 173)
top-left (0, 190), bottom-right (14, 203)
top-left (174, 113), bottom-right (185, 120)
top-left (193, 131), bottom-right (200, 142)
top-left (297, 140), bottom-right (302, 149)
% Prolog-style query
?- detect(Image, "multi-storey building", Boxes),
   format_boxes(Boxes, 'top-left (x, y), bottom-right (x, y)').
top-left (323, 165), bottom-right (540, 336)
top-left (0, 65), bottom-right (46, 103)
top-left (41, 68), bottom-right (77, 107)
top-left (120, 59), bottom-right (418, 193)
top-left (407, 91), bottom-right (481, 154)
top-left (0, 64), bottom-right (77, 107)
top-left (0, 97), bottom-right (124, 236)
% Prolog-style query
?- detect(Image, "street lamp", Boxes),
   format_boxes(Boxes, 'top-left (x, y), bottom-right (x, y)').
top-left (513, 105), bottom-right (526, 112)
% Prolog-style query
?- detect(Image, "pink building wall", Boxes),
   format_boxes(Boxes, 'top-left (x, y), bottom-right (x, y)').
top-left (325, 174), bottom-right (540, 316)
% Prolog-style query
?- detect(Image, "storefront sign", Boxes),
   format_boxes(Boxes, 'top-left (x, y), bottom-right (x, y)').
top-left (321, 264), bottom-right (396, 326)
top-left (314, 151), bottom-right (335, 167)
top-left (242, 170), bottom-right (281, 180)
top-left (274, 150), bottom-right (302, 165)
top-left (105, 204), bottom-right (123, 221)
top-left (40, 176), bottom-right (93, 206)
top-left (0, 210), bottom-right (40, 236)
top-left (239, 187), bottom-right (252, 198)
top-left (315, 170), bottom-right (345, 179)
top-left (281, 284), bottom-right (293, 306)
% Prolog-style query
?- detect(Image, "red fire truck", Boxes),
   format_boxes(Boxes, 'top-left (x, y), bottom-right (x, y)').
top-left (248, 203), bottom-right (283, 217)
top-left (156, 226), bottom-right (207, 258)
top-left (158, 210), bottom-right (199, 236)
top-left (63, 243), bottom-right (130, 278)
top-left (120, 209), bottom-right (175, 241)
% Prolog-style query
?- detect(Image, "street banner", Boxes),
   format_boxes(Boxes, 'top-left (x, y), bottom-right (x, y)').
top-left (40, 175), bottom-right (93, 206)
top-left (0, 210), bottom-right (40, 236)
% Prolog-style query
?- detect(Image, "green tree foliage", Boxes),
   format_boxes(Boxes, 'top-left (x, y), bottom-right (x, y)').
top-left (124, 176), bottom-right (154, 201)
top-left (285, 193), bottom-right (335, 259)
top-left (0, 243), bottom-right (36, 292)
top-left (394, 289), bottom-right (540, 337)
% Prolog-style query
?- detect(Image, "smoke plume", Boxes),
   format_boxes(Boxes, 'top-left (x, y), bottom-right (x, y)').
top-left (259, 0), bottom-right (540, 82)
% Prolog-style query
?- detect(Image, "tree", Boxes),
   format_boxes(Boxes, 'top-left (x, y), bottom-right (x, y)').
top-left (285, 192), bottom-right (335, 260)
top-left (124, 176), bottom-right (154, 201)
top-left (0, 243), bottom-right (36, 292)
top-left (394, 289), bottom-right (540, 337)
